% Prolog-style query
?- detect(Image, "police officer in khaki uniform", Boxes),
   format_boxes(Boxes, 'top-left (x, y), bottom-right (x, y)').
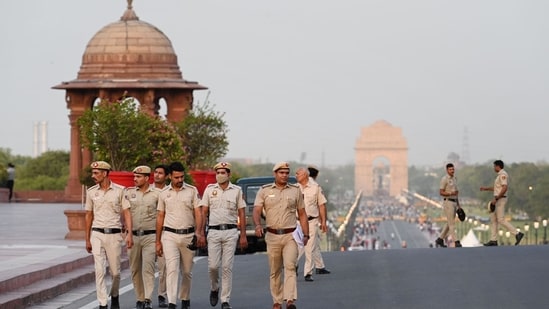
top-left (154, 164), bottom-right (170, 308)
top-left (295, 167), bottom-right (329, 282)
top-left (254, 162), bottom-right (309, 309)
top-left (156, 162), bottom-right (203, 309)
top-left (123, 166), bottom-right (159, 309)
top-left (199, 162), bottom-right (247, 309)
top-left (480, 160), bottom-right (524, 246)
top-left (85, 161), bottom-right (133, 309)
top-left (435, 163), bottom-right (462, 248)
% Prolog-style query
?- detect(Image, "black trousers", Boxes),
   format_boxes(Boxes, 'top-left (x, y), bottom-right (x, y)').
top-left (6, 180), bottom-right (14, 201)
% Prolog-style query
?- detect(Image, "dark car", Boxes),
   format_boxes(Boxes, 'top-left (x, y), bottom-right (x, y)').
top-left (236, 176), bottom-right (297, 253)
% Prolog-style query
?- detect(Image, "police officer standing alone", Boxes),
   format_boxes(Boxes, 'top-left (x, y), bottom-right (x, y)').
top-left (200, 162), bottom-right (247, 309)
top-left (254, 162), bottom-right (309, 309)
top-left (156, 162), bottom-right (203, 309)
top-left (85, 161), bottom-right (133, 309)
top-left (6, 163), bottom-right (15, 202)
top-left (153, 164), bottom-right (170, 308)
top-left (295, 167), bottom-right (330, 282)
top-left (123, 166), bottom-right (159, 309)
top-left (480, 160), bottom-right (524, 246)
top-left (435, 163), bottom-right (462, 248)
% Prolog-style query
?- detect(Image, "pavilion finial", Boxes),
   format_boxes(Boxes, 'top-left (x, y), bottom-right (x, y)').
top-left (121, 0), bottom-right (139, 21)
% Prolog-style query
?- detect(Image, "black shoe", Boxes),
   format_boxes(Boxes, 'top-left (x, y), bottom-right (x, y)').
top-left (134, 301), bottom-right (144, 309)
top-left (315, 268), bottom-right (331, 274)
top-left (304, 275), bottom-right (314, 282)
top-left (435, 238), bottom-right (447, 248)
top-left (144, 299), bottom-right (153, 309)
top-left (158, 295), bottom-right (168, 308)
top-left (210, 290), bottom-right (219, 306)
top-left (221, 302), bottom-right (232, 309)
top-left (99, 306), bottom-right (108, 309)
top-left (168, 304), bottom-right (177, 309)
top-left (111, 296), bottom-right (120, 309)
top-left (287, 301), bottom-right (297, 309)
top-left (454, 241), bottom-right (462, 248)
top-left (515, 232), bottom-right (524, 245)
top-left (181, 300), bottom-right (191, 309)
top-left (484, 240), bottom-right (498, 246)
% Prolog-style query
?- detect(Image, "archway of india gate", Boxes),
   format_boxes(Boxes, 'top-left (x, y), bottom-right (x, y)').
top-left (354, 120), bottom-right (408, 197)
top-left (53, 2), bottom-right (207, 202)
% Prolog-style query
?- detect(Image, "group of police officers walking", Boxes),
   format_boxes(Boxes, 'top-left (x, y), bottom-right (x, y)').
top-left (85, 160), bottom-right (330, 309)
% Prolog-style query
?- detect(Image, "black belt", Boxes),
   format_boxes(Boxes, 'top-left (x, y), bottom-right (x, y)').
top-left (163, 226), bottom-right (195, 234)
top-left (308, 216), bottom-right (318, 221)
top-left (495, 196), bottom-right (507, 198)
top-left (444, 198), bottom-right (457, 202)
top-left (208, 224), bottom-right (237, 230)
top-left (266, 227), bottom-right (296, 235)
top-left (92, 227), bottom-right (122, 234)
top-left (132, 230), bottom-right (156, 236)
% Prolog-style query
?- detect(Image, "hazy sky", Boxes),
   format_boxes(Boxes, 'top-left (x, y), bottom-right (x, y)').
top-left (1, 0), bottom-right (548, 167)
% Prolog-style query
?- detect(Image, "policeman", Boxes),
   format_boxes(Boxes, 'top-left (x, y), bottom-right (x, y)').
top-left (295, 167), bottom-right (330, 282)
top-left (200, 162), bottom-right (247, 309)
top-left (480, 160), bottom-right (524, 246)
top-left (254, 162), bottom-right (309, 309)
top-left (156, 162), bottom-right (203, 309)
top-left (435, 163), bottom-right (462, 248)
top-left (153, 164), bottom-right (170, 308)
top-left (85, 161), bottom-right (133, 309)
top-left (123, 166), bottom-right (159, 309)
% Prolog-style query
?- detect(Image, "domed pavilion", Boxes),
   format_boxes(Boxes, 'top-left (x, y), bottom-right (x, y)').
top-left (53, 1), bottom-right (207, 201)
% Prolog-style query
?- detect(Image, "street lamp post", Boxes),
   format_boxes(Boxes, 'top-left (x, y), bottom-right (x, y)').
top-left (524, 224), bottom-right (530, 245)
top-left (505, 231), bottom-right (511, 246)
top-left (543, 219), bottom-right (548, 245)
top-left (498, 230), bottom-right (503, 245)
top-left (534, 221), bottom-right (539, 245)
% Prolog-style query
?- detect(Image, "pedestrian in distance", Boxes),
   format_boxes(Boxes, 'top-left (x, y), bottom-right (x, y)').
top-left (6, 163), bottom-right (15, 202)
top-left (153, 164), bottom-right (170, 308)
top-left (85, 161), bottom-right (133, 309)
top-left (435, 163), bottom-right (463, 248)
top-left (156, 162), bottom-right (203, 309)
top-left (123, 166), bottom-right (160, 309)
top-left (254, 162), bottom-right (309, 309)
top-left (200, 162), bottom-right (248, 309)
top-left (480, 160), bottom-right (524, 246)
top-left (295, 167), bottom-right (330, 282)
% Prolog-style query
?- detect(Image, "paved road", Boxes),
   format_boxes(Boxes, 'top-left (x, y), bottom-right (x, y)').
top-left (35, 243), bottom-right (549, 309)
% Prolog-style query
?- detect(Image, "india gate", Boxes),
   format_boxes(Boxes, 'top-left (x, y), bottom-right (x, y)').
top-left (355, 120), bottom-right (408, 197)
top-left (53, 2), bottom-right (206, 201)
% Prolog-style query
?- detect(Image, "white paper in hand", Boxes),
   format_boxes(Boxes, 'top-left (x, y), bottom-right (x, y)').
top-left (293, 224), bottom-right (304, 248)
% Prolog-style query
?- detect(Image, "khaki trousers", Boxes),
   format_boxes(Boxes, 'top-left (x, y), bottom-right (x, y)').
top-left (161, 231), bottom-right (195, 304)
top-left (207, 229), bottom-right (239, 303)
top-left (489, 198), bottom-right (517, 241)
top-left (128, 234), bottom-right (156, 301)
top-left (157, 255), bottom-right (167, 298)
top-left (91, 231), bottom-right (123, 306)
top-left (265, 232), bottom-right (298, 304)
top-left (440, 201), bottom-right (457, 244)
top-left (298, 218), bottom-right (325, 275)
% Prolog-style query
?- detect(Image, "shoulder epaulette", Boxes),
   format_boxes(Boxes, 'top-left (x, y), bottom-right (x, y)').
top-left (112, 182), bottom-right (126, 190)
top-left (261, 183), bottom-right (274, 188)
top-left (288, 183), bottom-right (299, 188)
top-left (87, 184), bottom-right (99, 191)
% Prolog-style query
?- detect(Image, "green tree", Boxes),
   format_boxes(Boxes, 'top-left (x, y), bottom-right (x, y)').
top-left (14, 150), bottom-right (69, 190)
top-left (175, 95), bottom-right (229, 170)
top-left (78, 97), bottom-right (185, 171)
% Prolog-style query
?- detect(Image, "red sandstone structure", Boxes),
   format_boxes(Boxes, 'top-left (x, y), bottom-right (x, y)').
top-left (355, 120), bottom-right (408, 197)
top-left (53, 2), bottom-right (206, 202)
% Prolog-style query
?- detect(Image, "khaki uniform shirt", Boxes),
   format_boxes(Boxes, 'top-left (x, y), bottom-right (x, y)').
top-left (440, 175), bottom-right (458, 198)
top-left (494, 169), bottom-right (509, 196)
top-left (254, 183), bottom-right (305, 229)
top-left (85, 182), bottom-right (127, 228)
top-left (298, 181), bottom-right (327, 218)
top-left (200, 182), bottom-right (245, 225)
top-left (157, 183), bottom-right (200, 228)
top-left (122, 185), bottom-right (160, 231)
